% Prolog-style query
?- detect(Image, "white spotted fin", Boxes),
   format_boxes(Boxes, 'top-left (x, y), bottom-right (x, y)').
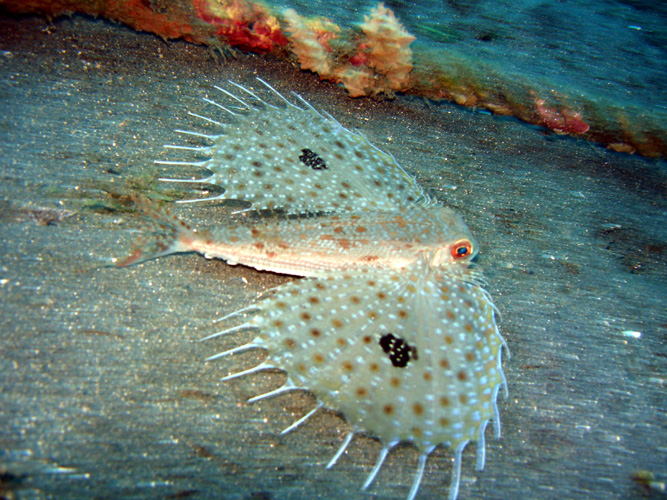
top-left (157, 78), bottom-right (430, 214)
top-left (210, 259), bottom-right (507, 500)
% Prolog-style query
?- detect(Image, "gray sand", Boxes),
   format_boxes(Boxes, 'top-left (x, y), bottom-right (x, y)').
top-left (1, 15), bottom-right (665, 500)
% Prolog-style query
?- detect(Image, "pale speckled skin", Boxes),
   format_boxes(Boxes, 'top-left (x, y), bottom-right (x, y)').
top-left (186, 207), bottom-right (478, 276)
top-left (251, 259), bottom-right (504, 450)
top-left (124, 80), bottom-right (507, 500)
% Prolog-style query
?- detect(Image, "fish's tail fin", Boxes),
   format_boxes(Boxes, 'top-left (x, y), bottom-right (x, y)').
top-left (115, 196), bottom-right (195, 267)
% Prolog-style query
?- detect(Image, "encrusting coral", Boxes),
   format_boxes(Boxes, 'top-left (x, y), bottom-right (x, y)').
top-left (2, 0), bottom-right (662, 154)
top-left (357, 3), bottom-right (416, 93)
top-left (194, 0), bottom-right (288, 53)
top-left (283, 9), bottom-right (339, 78)
top-left (531, 91), bottom-right (590, 135)
top-left (284, 3), bottom-right (416, 97)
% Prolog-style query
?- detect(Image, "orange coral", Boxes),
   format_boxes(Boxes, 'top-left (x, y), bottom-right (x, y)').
top-left (359, 3), bottom-right (415, 92)
top-left (333, 3), bottom-right (416, 97)
top-left (283, 9), bottom-right (340, 78)
top-left (336, 66), bottom-right (375, 98)
top-left (284, 3), bottom-right (415, 97)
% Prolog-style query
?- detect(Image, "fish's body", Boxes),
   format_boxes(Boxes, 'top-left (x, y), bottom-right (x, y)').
top-left (118, 79), bottom-right (508, 500)
top-left (124, 205), bottom-right (477, 276)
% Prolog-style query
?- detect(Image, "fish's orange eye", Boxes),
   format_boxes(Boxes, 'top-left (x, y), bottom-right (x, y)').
top-left (451, 240), bottom-right (472, 259)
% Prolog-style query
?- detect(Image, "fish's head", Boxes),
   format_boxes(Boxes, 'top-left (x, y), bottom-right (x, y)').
top-left (429, 207), bottom-right (479, 268)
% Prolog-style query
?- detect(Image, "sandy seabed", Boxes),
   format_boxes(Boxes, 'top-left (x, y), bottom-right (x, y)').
top-left (0, 15), bottom-right (665, 500)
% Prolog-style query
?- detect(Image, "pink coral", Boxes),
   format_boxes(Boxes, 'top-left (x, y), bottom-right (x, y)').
top-left (194, 0), bottom-right (288, 53)
top-left (532, 93), bottom-right (590, 135)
